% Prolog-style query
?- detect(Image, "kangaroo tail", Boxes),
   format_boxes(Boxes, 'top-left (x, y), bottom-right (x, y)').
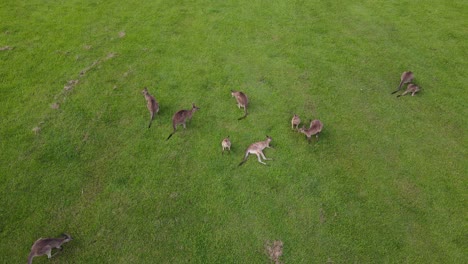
top-left (237, 108), bottom-right (248, 120)
top-left (166, 133), bottom-right (174, 140)
top-left (238, 152), bottom-right (249, 166)
top-left (391, 81), bottom-right (404, 94)
top-left (148, 112), bottom-right (155, 128)
top-left (27, 252), bottom-right (34, 264)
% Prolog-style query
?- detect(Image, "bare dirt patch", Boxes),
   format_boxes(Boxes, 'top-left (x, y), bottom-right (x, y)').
top-left (0, 46), bottom-right (13, 51)
top-left (265, 240), bottom-right (283, 264)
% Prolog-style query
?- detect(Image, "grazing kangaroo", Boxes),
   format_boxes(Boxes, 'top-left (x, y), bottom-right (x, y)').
top-left (27, 234), bottom-right (72, 264)
top-left (231, 90), bottom-right (248, 120)
top-left (142, 87), bottom-right (159, 128)
top-left (239, 136), bottom-right (273, 166)
top-left (222, 136), bottom-right (231, 155)
top-left (299, 119), bottom-right (323, 143)
top-left (391, 71), bottom-right (414, 94)
top-left (291, 114), bottom-right (301, 130)
top-left (166, 103), bottom-right (200, 140)
top-left (397, 83), bottom-right (420, 97)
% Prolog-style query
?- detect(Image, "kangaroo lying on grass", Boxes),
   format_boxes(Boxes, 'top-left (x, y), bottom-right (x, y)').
top-left (142, 87), bottom-right (159, 128)
top-left (167, 103), bottom-right (200, 140)
top-left (222, 136), bottom-right (231, 155)
top-left (231, 90), bottom-right (248, 120)
top-left (391, 71), bottom-right (414, 94)
top-left (298, 119), bottom-right (323, 143)
top-left (239, 136), bottom-right (273, 166)
top-left (28, 234), bottom-right (72, 264)
top-left (397, 83), bottom-right (420, 97)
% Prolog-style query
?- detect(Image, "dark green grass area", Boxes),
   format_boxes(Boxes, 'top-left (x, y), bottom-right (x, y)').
top-left (0, 0), bottom-right (466, 263)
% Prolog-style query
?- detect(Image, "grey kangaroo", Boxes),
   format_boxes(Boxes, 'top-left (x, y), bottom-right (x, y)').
top-left (142, 87), bottom-right (159, 128)
top-left (397, 83), bottom-right (420, 97)
top-left (239, 136), bottom-right (273, 166)
top-left (222, 136), bottom-right (232, 155)
top-left (231, 90), bottom-right (248, 120)
top-left (291, 114), bottom-right (301, 130)
top-left (298, 119), bottom-right (323, 143)
top-left (391, 71), bottom-right (414, 94)
top-left (166, 103), bottom-right (200, 140)
top-left (27, 234), bottom-right (72, 264)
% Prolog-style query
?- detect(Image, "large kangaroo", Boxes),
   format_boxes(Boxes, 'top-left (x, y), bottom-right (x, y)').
top-left (166, 103), bottom-right (200, 140)
top-left (397, 83), bottom-right (420, 97)
top-left (142, 87), bottom-right (159, 128)
top-left (27, 234), bottom-right (72, 264)
top-left (239, 136), bottom-right (273, 166)
top-left (391, 71), bottom-right (414, 94)
top-left (298, 119), bottom-right (323, 143)
top-left (231, 90), bottom-right (248, 120)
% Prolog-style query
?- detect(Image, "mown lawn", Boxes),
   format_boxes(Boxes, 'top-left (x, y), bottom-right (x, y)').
top-left (0, 0), bottom-right (466, 263)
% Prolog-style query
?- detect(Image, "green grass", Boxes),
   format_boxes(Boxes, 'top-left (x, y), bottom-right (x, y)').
top-left (0, 0), bottom-right (466, 263)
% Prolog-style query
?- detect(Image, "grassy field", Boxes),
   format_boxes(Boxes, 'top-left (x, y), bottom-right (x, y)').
top-left (0, 0), bottom-right (466, 263)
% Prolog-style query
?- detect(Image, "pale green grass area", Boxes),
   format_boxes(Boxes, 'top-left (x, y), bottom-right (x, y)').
top-left (0, 0), bottom-right (466, 263)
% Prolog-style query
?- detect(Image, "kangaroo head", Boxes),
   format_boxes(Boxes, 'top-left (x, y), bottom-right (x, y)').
top-left (141, 87), bottom-right (148, 95)
top-left (192, 103), bottom-right (200, 111)
top-left (62, 233), bottom-right (73, 242)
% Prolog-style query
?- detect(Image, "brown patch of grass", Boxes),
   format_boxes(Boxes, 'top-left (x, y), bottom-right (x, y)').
top-left (64, 80), bottom-right (79, 91)
top-left (118, 31), bottom-right (126, 38)
top-left (51, 102), bottom-right (60, 109)
top-left (265, 240), bottom-right (283, 264)
top-left (0, 46), bottom-right (13, 51)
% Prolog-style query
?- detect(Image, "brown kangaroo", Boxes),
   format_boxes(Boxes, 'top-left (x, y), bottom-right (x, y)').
top-left (27, 234), bottom-right (72, 264)
top-left (291, 114), bottom-right (301, 130)
top-left (239, 136), bottom-right (273, 166)
top-left (166, 103), bottom-right (200, 140)
top-left (298, 119), bottom-right (323, 143)
top-left (222, 136), bottom-right (231, 155)
top-left (142, 87), bottom-right (159, 128)
top-left (231, 90), bottom-right (248, 120)
top-left (391, 71), bottom-right (414, 94)
top-left (397, 83), bottom-right (420, 97)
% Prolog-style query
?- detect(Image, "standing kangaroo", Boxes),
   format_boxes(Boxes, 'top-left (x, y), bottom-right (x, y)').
top-left (231, 90), bottom-right (248, 120)
top-left (166, 103), bottom-right (200, 140)
top-left (222, 136), bottom-right (231, 155)
top-left (391, 71), bottom-right (414, 94)
top-left (397, 83), bottom-right (420, 97)
top-left (142, 87), bottom-right (159, 128)
top-left (239, 136), bottom-right (273, 166)
top-left (27, 234), bottom-right (72, 264)
top-left (291, 114), bottom-right (301, 130)
top-left (298, 119), bottom-right (323, 143)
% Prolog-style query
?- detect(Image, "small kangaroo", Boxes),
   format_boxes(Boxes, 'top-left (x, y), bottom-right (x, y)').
top-left (391, 71), bottom-right (414, 94)
top-left (239, 136), bottom-right (273, 166)
top-left (291, 114), bottom-right (301, 130)
top-left (166, 103), bottom-right (200, 140)
top-left (397, 83), bottom-right (420, 97)
top-left (27, 234), bottom-right (72, 264)
top-left (299, 119), bottom-right (323, 143)
top-left (222, 136), bottom-right (231, 155)
top-left (142, 87), bottom-right (159, 128)
top-left (231, 90), bottom-right (248, 120)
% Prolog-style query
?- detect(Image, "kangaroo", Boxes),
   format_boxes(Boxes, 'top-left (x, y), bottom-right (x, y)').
top-left (291, 114), bottom-right (301, 130)
top-left (239, 136), bottom-right (273, 166)
top-left (231, 90), bottom-right (248, 120)
top-left (27, 234), bottom-right (72, 264)
top-left (142, 87), bottom-right (159, 128)
top-left (222, 136), bottom-right (231, 155)
top-left (391, 71), bottom-right (414, 94)
top-left (397, 83), bottom-right (420, 97)
top-left (298, 119), bottom-right (323, 143)
top-left (166, 103), bottom-right (200, 140)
